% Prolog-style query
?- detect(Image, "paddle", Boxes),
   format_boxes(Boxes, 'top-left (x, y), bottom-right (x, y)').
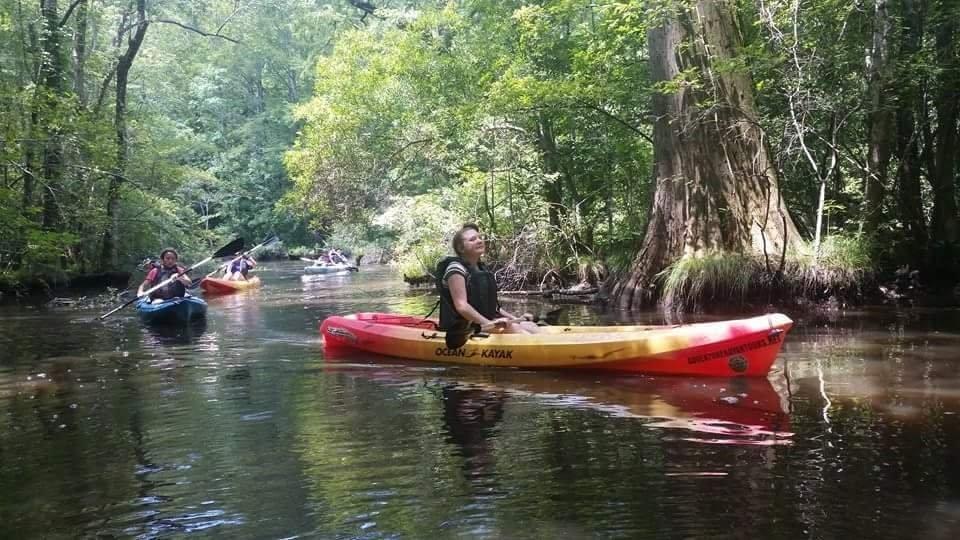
top-left (443, 316), bottom-right (528, 349)
top-left (98, 237), bottom-right (244, 320)
top-left (204, 234), bottom-right (279, 280)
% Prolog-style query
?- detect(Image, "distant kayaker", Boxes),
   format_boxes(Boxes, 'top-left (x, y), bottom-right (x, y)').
top-left (225, 253), bottom-right (256, 281)
top-left (137, 248), bottom-right (192, 302)
top-left (438, 223), bottom-right (539, 334)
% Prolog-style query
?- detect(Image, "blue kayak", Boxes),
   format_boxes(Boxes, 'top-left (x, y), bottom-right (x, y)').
top-left (136, 296), bottom-right (208, 325)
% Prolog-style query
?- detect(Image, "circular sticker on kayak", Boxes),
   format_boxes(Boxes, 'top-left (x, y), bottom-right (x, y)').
top-left (729, 355), bottom-right (748, 373)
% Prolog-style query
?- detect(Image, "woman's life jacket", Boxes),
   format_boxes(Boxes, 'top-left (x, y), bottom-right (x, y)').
top-left (147, 264), bottom-right (187, 300)
top-left (230, 257), bottom-right (252, 275)
top-left (437, 256), bottom-right (499, 331)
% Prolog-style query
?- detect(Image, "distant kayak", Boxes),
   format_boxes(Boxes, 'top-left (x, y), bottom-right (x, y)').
top-left (136, 296), bottom-right (208, 325)
top-left (200, 276), bottom-right (261, 295)
top-left (304, 263), bottom-right (356, 275)
top-left (320, 312), bottom-right (793, 377)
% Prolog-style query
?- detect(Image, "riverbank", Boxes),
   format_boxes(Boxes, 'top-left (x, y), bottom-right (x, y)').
top-left (0, 270), bottom-right (131, 302)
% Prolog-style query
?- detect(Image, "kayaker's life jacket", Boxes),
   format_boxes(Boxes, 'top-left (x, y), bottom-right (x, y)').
top-left (436, 256), bottom-right (499, 331)
top-left (148, 264), bottom-right (187, 300)
top-left (230, 257), bottom-right (251, 275)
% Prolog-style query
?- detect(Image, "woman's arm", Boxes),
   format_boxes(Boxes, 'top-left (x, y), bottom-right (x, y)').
top-left (136, 279), bottom-right (151, 296)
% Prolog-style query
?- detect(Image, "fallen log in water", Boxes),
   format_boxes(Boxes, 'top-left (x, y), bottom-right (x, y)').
top-left (500, 287), bottom-right (599, 298)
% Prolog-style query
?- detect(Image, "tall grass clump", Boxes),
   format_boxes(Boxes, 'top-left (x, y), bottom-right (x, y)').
top-left (659, 252), bottom-right (758, 312)
top-left (657, 235), bottom-right (876, 311)
top-left (784, 235), bottom-right (875, 299)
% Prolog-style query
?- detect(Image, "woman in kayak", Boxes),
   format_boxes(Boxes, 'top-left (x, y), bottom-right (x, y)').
top-left (137, 248), bottom-right (192, 302)
top-left (224, 253), bottom-right (256, 281)
top-left (439, 223), bottom-right (539, 334)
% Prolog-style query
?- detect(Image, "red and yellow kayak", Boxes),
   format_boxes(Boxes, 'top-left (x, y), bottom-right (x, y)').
top-left (320, 312), bottom-right (794, 377)
top-left (200, 276), bottom-right (261, 295)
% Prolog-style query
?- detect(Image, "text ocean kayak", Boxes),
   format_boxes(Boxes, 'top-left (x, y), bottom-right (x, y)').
top-left (320, 312), bottom-right (793, 377)
top-left (200, 276), bottom-right (261, 295)
top-left (136, 296), bottom-right (208, 325)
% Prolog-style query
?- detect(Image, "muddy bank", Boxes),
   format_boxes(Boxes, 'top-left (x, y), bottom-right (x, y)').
top-left (0, 271), bottom-right (130, 303)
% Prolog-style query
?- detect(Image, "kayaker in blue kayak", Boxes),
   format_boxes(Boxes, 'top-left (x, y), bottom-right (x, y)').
top-left (438, 223), bottom-right (539, 334)
top-left (137, 248), bottom-right (192, 302)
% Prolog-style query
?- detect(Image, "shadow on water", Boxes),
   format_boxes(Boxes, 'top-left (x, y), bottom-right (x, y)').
top-left (140, 318), bottom-right (208, 346)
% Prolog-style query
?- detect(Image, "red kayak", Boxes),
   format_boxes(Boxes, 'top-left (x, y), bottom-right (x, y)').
top-left (320, 312), bottom-right (794, 377)
top-left (200, 276), bottom-right (261, 295)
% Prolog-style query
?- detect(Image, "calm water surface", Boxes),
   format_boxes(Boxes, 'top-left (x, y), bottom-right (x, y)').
top-left (1, 263), bottom-right (959, 539)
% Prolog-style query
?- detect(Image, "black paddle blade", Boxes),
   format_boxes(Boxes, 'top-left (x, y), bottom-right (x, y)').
top-left (444, 319), bottom-right (474, 349)
top-left (213, 237), bottom-right (244, 258)
top-left (260, 234), bottom-right (280, 246)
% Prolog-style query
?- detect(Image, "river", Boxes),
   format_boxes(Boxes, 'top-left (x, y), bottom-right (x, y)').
top-left (1, 262), bottom-right (958, 538)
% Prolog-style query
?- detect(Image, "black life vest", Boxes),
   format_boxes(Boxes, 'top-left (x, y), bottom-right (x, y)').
top-left (149, 265), bottom-right (186, 300)
top-left (230, 258), bottom-right (251, 275)
top-left (436, 256), bottom-right (499, 331)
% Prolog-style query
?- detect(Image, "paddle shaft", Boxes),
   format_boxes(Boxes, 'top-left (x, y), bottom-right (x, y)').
top-left (206, 236), bottom-right (277, 278)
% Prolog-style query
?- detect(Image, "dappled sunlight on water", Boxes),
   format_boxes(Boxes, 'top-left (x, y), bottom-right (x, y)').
top-left (0, 264), bottom-right (959, 538)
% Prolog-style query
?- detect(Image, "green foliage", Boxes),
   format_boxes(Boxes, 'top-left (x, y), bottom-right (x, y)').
top-left (375, 195), bottom-right (459, 277)
top-left (2, 0), bottom-right (955, 300)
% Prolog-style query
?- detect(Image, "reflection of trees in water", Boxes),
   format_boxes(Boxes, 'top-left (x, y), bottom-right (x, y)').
top-left (0, 357), bottom-right (146, 538)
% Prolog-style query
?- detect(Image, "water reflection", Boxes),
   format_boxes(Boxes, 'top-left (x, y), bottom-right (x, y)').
top-left (4, 264), bottom-right (960, 539)
top-left (140, 318), bottom-right (208, 346)
top-left (441, 383), bottom-right (507, 476)
top-left (321, 352), bottom-right (792, 446)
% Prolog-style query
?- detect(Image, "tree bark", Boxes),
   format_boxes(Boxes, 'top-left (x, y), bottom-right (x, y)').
top-left (100, 0), bottom-right (148, 270)
top-left (862, 0), bottom-right (894, 236)
top-left (536, 113), bottom-right (564, 232)
top-left (39, 0), bottom-right (67, 230)
top-left (71, 0), bottom-right (88, 105)
top-left (928, 4), bottom-right (959, 278)
top-left (894, 0), bottom-right (926, 260)
top-left (609, 0), bottom-right (800, 309)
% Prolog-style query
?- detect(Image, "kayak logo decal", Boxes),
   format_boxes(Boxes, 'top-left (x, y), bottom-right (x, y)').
top-left (687, 335), bottom-right (778, 365)
top-left (431, 347), bottom-right (514, 359)
top-left (728, 354), bottom-right (748, 372)
top-left (435, 347), bottom-right (479, 358)
top-left (326, 326), bottom-right (358, 344)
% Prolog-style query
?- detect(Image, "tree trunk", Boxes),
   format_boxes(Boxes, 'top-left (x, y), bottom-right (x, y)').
top-left (536, 113), bottom-right (563, 231)
top-left (609, 0), bottom-right (800, 309)
top-left (100, 0), bottom-right (148, 270)
top-left (928, 5), bottom-right (959, 278)
top-left (39, 0), bottom-right (66, 229)
top-left (862, 0), bottom-right (894, 236)
top-left (894, 0), bottom-right (926, 260)
top-left (72, 0), bottom-right (89, 105)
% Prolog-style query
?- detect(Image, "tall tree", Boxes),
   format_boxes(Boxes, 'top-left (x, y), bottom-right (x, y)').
top-left (862, 0), bottom-right (894, 236)
top-left (894, 0), bottom-right (926, 260)
top-left (100, 0), bottom-right (148, 269)
top-left (610, 0), bottom-right (800, 309)
top-left (927, 0), bottom-right (959, 277)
